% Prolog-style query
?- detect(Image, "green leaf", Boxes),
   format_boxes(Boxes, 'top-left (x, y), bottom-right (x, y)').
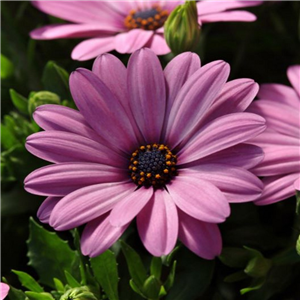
top-left (10, 89), bottom-right (28, 115)
top-left (219, 247), bottom-right (252, 268)
top-left (296, 190), bottom-right (300, 215)
top-left (224, 271), bottom-right (249, 283)
top-left (53, 278), bottom-right (65, 292)
top-left (120, 241), bottom-right (147, 289)
top-left (142, 276), bottom-right (161, 299)
top-left (129, 280), bottom-right (146, 299)
top-left (25, 292), bottom-right (55, 300)
top-left (165, 248), bottom-right (214, 300)
top-left (1, 124), bottom-right (19, 149)
top-left (42, 61), bottom-right (70, 100)
top-left (27, 218), bottom-right (80, 288)
top-left (90, 250), bottom-right (119, 300)
top-left (162, 246), bottom-right (180, 267)
top-left (150, 257), bottom-right (162, 279)
top-left (296, 234), bottom-right (300, 256)
top-left (164, 261), bottom-right (177, 291)
top-left (64, 271), bottom-right (81, 288)
top-left (1, 53), bottom-right (14, 79)
top-left (12, 270), bottom-right (44, 292)
top-left (7, 285), bottom-right (26, 300)
top-left (240, 277), bottom-right (265, 295)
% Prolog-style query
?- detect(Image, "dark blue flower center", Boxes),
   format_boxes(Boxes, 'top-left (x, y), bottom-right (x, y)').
top-left (124, 5), bottom-right (169, 31)
top-left (129, 144), bottom-right (177, 188)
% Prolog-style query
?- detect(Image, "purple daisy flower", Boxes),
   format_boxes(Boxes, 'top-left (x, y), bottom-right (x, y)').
top-left (30, 0), bottom-right (262, 60)
top-left (248, 65), bottom-right (300, 205)
top-left (25, 49), bottom-right (265, 258)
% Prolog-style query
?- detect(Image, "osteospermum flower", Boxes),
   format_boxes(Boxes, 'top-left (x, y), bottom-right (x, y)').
top-left (0, 283), bottom-right (9, 300)
top-left (30, 0), bottom-right (262, 60)
top-left (247, 65), bottom-right (300, 205)
top-left (25, 49), bottom-right (265, 258)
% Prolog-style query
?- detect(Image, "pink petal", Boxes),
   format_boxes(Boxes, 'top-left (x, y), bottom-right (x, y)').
top-left (144, 33), bottom-right (171, 55)
top-left (26, 131), bottom-right (126, 167)
top-left (81, 213), bottom-right (129, 257)
top-left (109, 187), bottom-right (153, 227)
top-left (294, 177), bottom-right (300, 191)
top-left (49, 181), bottom-right (133, 230)
top-left (37, 196), bottom-right (60, 223)
top-left (33, 105), bottom-right (116, 151)
top-left (70, 69), bottom-right (139, 153)
top-left (164, 52), bottom-right (201, 117)
top-left (178, 209), bottom-right (222, 259)
top-left (178, 113), bottom-right (266, 165)
top-left (0, 283), bottom-right (9, 300)
top-left (32, 1), bottom-right (125, 27)
top-left (71, 37), bottom-right (116, 61)
top-left (115, 29), bottom-right (153, 54)
top-left (255, 173), bottom-right (299, 205)
top-left (24, 162), bottom-right (127, 196)
top-left (180, 165), bottom-right (263, 203)
top-left (192, 144), bottom-right (264, 170)
top-left (197, 1), bottom-right (262, 15)
top-left (199, 11), bottom-right (257, 23)
top-left (287, 65), bottom-right (300, 97)
top-left (137, 189), bottom-right (178, 256)
top-left (167, 175), bottom-right (230, 223)
top-left (30, 24), bottom-right (117, 40)
top-left (258, 83), bottom-right (299, 109)
top-left (127, 48), bottom-right (166, 143)
top-left (201, 79), bottom-right (259, 126)
top-left (251, 146), bottom-right (300, 176)
top-left (248, 100), bottom-right (299, 138)
top-left (165, 61), bottom-right (230, 148)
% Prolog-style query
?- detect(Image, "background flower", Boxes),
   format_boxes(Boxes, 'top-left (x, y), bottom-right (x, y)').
top-left (0, 283), bottom-right (9, 300)
top-left (25, 49), bottom-right (265, 259)
top-left (248, 65), bottom-right (300, 205)
top-left (30, 0), bottom-right (262, 60)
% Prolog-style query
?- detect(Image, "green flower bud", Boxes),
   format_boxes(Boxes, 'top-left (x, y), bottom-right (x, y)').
top-left (60, 286), bottom-right (98, 300)
top-left (28, 91), bottom-right (60, 116)
top-left (164, 1), bottom-right (201, 55)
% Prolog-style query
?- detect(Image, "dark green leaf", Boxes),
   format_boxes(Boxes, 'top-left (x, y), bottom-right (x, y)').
top-left (224, 271), bottom-right (248, 283)
top-left (10, 89), bottom-right (28, 115)
top-left (142, 275), bottom-right (161, 299)
top-left (129, 279), bottom-right (146, 299)
top-left (7, 285), bottom-right (26, 300)
top-left (1, 124), bottom-right (19, 149)
top-left (42, 61), bottom-right (70, 100)
top-left (240, 277), bottom-right (265, 295)
top-left (25, 292), bottom-right (54, 300)
top-left (150, 257), bottom-right (162, 279)
top-left (27, 218), bottom-right (80, 288)
top-left (64, 271), bottom-right (81, 288)
top-left (164, 260), bottom-right (177, 291)
top-left (120, 241), bottom-right (147, 289)
top-left (1, 54), bottom-right (14, 79)
top-left (90, 250), bottom-right (119, 300)
top-left (162, 246), bottom-right (180, 267)
top-left (219, 247), bottom-right (252, 268)
top-left (12, 270), bottom-right (44, 292)
top-left (297, 235), bottom-right (300, 256)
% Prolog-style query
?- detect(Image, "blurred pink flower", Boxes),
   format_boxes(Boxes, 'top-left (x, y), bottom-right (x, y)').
top-left (0, 283), bottom-right (9, 300)
top-left (248, 65), bottom-right (300, 205)
top-left (30, 0), bottom-right (262, 60)
top-left (25, 49), bottom-right (265, 258)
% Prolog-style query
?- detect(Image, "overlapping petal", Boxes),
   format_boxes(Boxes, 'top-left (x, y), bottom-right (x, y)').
top-left (37, 196), bottom-right (60, 223)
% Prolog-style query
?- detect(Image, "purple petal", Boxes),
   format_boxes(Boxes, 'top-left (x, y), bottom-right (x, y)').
top-left (287, 65), bottom-right (300, 97)
top-left (37, 197), bottom-right (60, 223)
top-left (178, 209), bottom-right (222, 259)
top-left (70, 68), bottom-right (139, 153)
top-left (49, 181), bottom-right (133, 230)
top-left (71, 37), bottom-right (116, 61)
top-left (201, 79), bottom-right (258, 126)
top-left (255, 173), bottom-right (299, 205)
top-left (26, 131), bottom-right (126, 167)
top-left (167, 175), bottom-right (230, 223)
top-left (251, 146), bottom-right (300, 176)
top-left (178, 113), bottom-right (266, 165)
top-left (180, 165), bottom-right (263, 203)
top-left (127, 48), bottom-right (166, 143)
top-left (115, 30), bottom-right (153, 54)
top-left (30, 24), bottom-right (117, 40)
top-left (165, 61), bottom-right (230, 148)
top-left (258, 83), bottom-right (299, 109)
top-left (144, 33), bottom-right (171, 55)
top-left (137, 189), bottom-right (178, 256)
top-left (25, 162), bottom-right (127, 196)
top-left (0, 283), bottom-right (10, 300)
top-left (109, 187), bottom-right (153, 227)
top-left (199, 11), bottom-right (257, 23)
top-left (191, 144), bottom-right (264, 170)
top-left (81, 213), bottom-right (129, 257)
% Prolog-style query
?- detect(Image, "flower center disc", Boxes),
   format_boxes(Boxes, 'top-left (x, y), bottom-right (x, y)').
top-left (124, 5), bottom-right (169, 30)
top-left (129, 144), bottom-right (177, 188)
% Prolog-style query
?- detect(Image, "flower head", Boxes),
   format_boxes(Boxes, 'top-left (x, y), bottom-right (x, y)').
top-left (30, 0), bottom-right (262, 60)
top-left (25, 49), bottom-right (265, 258)
top-left (247, 65), bottom-right (300, 205)
top-left (0, 283), bottom-right (9, 300)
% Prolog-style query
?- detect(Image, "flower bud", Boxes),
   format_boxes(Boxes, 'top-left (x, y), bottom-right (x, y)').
top-left (164, 1), bottom-right (201, 55)
top-left (60, 286), bottom-right (98, 300)
top-left (28, 91), bottom-right (60, 115)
